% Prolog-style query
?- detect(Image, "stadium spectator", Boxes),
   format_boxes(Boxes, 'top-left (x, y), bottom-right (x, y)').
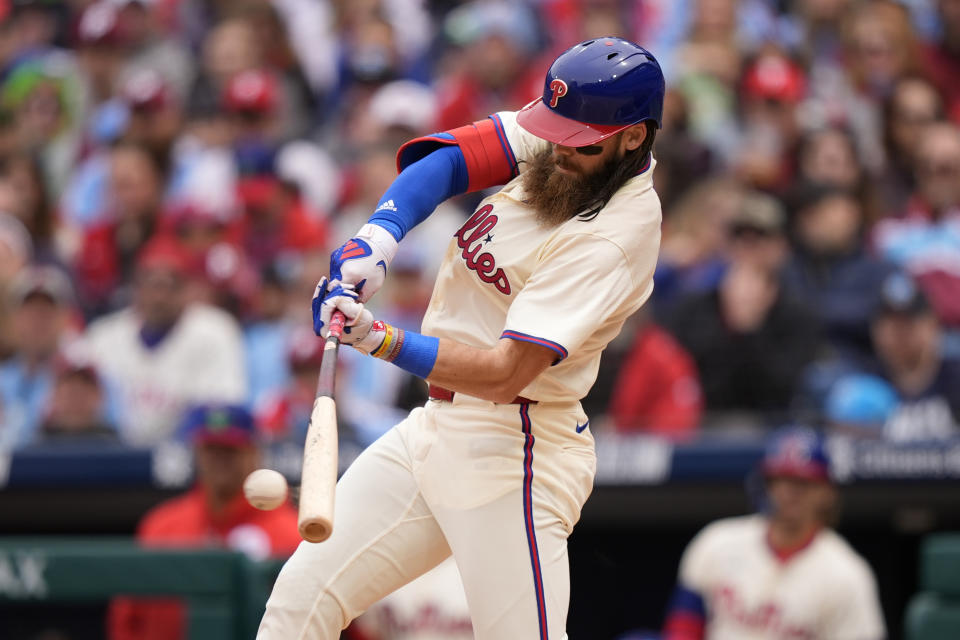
top-left (84, 237), bottom-right (247, 446)
top-left (878, 75), bottom-right (945, 218)
top-left (1, 60), bottom-right (82, 196)
top-left (670, 0), bottom-right (743, 158)
top-left (651, 89), bottom-right (715, 213)
top-left (842, 0), bottom-right (921, 100)
top-left (73, 142), bottom-right (167, 316)
top-left (0, 265), bottom-right (76, 448)
top-left (662, 427), bottom-right (885, 639)
top-left (735, 50), bottom-right (807, 191)
top-left (653, 177), bottom-right (742, 309)
top-left (668, 193), bottom-right (820, 424)
top-left (0, 153), bottom-right (58, 261)
top-left (856, 273), bottom-right (960, 442)
top-left (233, 1), bottom-right (314, 140)
top-left (782, 184), bottom-right (894, 361)
top-left (120, 68), bottom-right (183, 174)
top-left (113, 0), bottom-right (194, 102)
top-left (222, 68), bottom-right (286, 176)
top-left (920, 0), bottom-right (960, 121)
top-left (159, 199), bottom-right (257, 319)
top-left (793, 126), bottom-right (870, 211)
top-left (823, 373), bottom-right (899, 439)
top-left (234, 175), bottom-right (328, 272)
top-left (74, 1), bottom-right (127, 119)
top-left (342, 79), bottom-right (438, 150)
top-left (108, 403), bottom-right (300, 640)
top-left (608, 311), bottom-right (704, 439)
top-left (801, 0), bottom-right (921, 175)
top-left (434, 1), bottom-right (542, 131)
top-left (2, 0), bottom-right (66, 72)
top-left (0, 212), bottom-right (33, 356)
top-left (872, 121), bottom-right (960, 331)
top-left (60, 2), bottom-right (133, 231)
top-left (187, 16), bottom-right (262, 128)
top-left (36, 343), bottom-right (118, 444)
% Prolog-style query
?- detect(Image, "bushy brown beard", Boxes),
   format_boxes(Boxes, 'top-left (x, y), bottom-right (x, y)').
top-left (521, 145), bottom-right (627, 227)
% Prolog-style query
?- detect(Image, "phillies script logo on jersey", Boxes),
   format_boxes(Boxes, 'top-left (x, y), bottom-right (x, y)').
top-left (454, 204), bottom-right (511, 294)
top-left (549, 79), bottom-right (568, 108)
top-left (715, 585), bottom-right (815, 640)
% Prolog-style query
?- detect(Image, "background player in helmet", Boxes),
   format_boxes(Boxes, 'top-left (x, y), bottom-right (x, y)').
top-left (662, 427), bottom-right (885, 640)
top-left (258, 38), bottom-right (665, 639)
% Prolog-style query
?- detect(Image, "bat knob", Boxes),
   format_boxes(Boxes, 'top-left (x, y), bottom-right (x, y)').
top-left (300, 520), bottom-right (332, 543)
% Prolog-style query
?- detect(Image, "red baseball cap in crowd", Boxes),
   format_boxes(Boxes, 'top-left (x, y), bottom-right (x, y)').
top-left (136, 236), bottom-right (195, 275)
top-left (223, 69), bottom-right (277, 114)
top-left (287, 325), bottom-right (324, 369)
top-left (122, 68), bottom-right (170, 111)
top-left (237, 176), bottom-right (283, 211)
top-left (742, 54), bottom-right (806, 103)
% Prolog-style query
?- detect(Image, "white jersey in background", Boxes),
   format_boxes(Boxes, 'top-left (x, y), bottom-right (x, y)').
top-left (676, 514), bottom-right (885, 640)
top-left (86, 303), bottom-right (248, 445)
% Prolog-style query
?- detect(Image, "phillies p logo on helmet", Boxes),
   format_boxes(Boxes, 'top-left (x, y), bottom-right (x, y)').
top-left (549, 79), bottom-right (568, 108)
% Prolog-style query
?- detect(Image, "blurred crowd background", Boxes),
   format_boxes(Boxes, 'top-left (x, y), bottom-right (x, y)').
top-left (0, 1), bottom-right (959, 639)
top-left (0, 0), bottom-right (958, 453)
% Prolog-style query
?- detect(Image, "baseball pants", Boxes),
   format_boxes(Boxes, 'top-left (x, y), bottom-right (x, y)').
top-left (257, 393), bottom-right (596, 640)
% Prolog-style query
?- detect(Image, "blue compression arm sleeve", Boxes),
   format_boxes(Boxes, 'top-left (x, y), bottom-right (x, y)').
top-left (368, 145), bottom-right (469, 241)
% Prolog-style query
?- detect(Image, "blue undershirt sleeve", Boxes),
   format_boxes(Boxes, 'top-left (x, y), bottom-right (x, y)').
top-left (368, 145), bottom-right (469, 241)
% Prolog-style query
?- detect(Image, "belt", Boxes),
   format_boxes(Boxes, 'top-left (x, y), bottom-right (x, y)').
top-left (428, 385), bottom-right (536, 405)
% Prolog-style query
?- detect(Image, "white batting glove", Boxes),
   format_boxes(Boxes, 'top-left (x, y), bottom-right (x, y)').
top-left (311, 279), bottom-right (384, 353)
top-left (329, 224), bottom-right (399, 303)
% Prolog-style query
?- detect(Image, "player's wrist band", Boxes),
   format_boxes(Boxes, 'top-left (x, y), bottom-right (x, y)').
top-left (369, 322), bottom-right (438, 379)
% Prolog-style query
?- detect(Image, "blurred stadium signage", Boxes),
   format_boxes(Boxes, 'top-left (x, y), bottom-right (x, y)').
top-left (828, 436), bottom-right (960, 483)
top-left (0, 550), bottom-right (47, 598)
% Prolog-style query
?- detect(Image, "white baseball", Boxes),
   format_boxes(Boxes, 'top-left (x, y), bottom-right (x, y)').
top-left (243, 469), bottom-right (289, 511)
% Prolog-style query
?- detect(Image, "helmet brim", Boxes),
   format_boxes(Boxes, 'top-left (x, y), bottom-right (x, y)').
top-left (517, 98), bottom-right (630, 147)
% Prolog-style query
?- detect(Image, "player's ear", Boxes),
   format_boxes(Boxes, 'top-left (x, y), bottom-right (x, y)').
top-left (622, 123), bottom-right (648, 152)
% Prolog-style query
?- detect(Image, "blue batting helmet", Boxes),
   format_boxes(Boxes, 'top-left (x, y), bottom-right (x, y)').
top-left (517, 37), bottom-right (665, 147)
top-left (762, 426), bottom-right (831, 482)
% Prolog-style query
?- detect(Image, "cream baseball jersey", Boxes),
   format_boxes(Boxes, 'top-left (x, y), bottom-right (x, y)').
top-left (418, 111), bottom-right (662, 401)
top-left (85, 304), bottom-right (248, 445)
top-left (671, 515), bottom-right (885, 640)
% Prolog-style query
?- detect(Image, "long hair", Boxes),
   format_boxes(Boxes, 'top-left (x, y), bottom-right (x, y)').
top-left (577, 122), bottom-right (657, 221)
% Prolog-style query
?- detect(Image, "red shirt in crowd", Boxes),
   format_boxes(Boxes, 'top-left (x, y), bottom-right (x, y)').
top-left (921, 42), bottom-right (960, 123)
top-left (609, 324), bottom-right (704, 439)
top-left (107, 486), bottom-right (301, 640)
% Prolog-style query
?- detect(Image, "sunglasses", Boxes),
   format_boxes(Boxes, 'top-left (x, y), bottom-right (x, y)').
top-left (574, 144), bottom-right (604, 156)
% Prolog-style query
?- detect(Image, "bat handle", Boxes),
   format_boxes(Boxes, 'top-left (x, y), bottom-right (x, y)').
top-left (327, 310), bottom-right (347, 342)
top-left (316, 310), bottom-right (346, 398)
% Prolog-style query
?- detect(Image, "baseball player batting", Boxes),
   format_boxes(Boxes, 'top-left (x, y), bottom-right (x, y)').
top-left (258, 38), bottom-right (665, 640)
top-left (663, 427), bottom-right (886, 640)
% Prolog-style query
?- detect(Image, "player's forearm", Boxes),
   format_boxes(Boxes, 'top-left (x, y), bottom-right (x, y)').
top-left (357, 321), bottom-right (552, 403)
top-left (426, 338), bottom-right (541, 403)
top-left (367, 146), bottom-right (468, 241)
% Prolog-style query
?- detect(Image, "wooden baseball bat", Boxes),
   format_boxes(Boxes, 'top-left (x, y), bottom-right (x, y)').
top-left (297, 310), bottom-right (346, 543)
